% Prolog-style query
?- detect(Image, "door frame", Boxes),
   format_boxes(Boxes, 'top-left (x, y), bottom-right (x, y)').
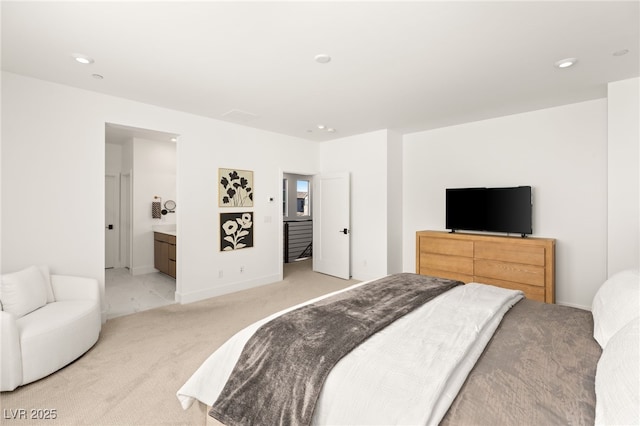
top-left (120, 170), bottom-right (133, 270)
top-left (105, 172), bottom-right (120, 269)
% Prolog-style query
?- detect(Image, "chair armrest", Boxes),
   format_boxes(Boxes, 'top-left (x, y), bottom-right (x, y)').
top-left (50, 275), bottom-right (100, 302)
top-left (0, 310), bottom-right (23, 391)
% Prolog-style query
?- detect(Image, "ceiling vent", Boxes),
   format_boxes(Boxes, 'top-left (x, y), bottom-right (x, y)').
top-left (221, 109), bottom-right (259, 123)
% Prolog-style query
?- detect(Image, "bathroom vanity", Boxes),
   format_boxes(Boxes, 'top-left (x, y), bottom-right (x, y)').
top-left (154, 230), bottom-right (176, 278)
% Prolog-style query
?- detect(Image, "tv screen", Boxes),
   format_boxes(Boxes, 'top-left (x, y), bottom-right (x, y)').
top-left (446, 186), bottom-right (532, 236)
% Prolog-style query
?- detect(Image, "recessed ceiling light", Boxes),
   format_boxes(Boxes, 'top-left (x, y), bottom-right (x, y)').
top-left (314, 54), bottom-right (331, 64)
top-left (554, 58), bottom-right (577, 69)
top-left (613, 49), bottom-right (629, 57)
top-left (91, 74), bottom-right (103, 80)
top-left (170, 137), bottom-right (178, 142)
top-left (72, 54), bottom-right (94, 65)
top-left (314, 124), bottom-right (337, 133)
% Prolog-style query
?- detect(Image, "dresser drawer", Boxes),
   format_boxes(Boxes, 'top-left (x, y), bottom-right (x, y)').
top-left (420, 268), bottom-right (473, 284)
top-left (475, 276), bottom-right (546, 302)
top-left (475, 241), bottom-right (546, 266)
top-left (154, 232), bottom-right (176, 244)
top-left (474, 259), bottom-right (545, 287)
top-left (420, 253), bottom-right (473, 276)
top-left (419, 236), bottom-right (473, 257)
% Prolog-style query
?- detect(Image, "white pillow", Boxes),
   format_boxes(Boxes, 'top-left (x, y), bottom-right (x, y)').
top-left (592, 269), bottom-right (640, 348)
top-left (595, 317), bottom-right (640, 425)
top-left (0, 265), bottom-right (49, 317)
top-left (36, 264), bottom-right (55, 303)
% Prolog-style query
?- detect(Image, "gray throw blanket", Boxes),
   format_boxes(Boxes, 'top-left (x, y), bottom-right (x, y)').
top-left (209, 273), bottom-right (462, 426)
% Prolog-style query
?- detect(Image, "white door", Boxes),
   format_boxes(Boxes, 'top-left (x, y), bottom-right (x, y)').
top-left (105, 173), bottom-right (119, 269)
top-left (313, 172), bottom-right (350, 279)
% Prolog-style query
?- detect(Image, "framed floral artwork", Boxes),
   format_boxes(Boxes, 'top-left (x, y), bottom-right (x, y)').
top-left (219, 168), bottom-right (253, 207)
top-left (220, 212), bottom-right (254, 251)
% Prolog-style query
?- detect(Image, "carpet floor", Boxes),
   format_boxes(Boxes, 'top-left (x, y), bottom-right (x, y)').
top-left (0, 260), bottom-right (358, 425)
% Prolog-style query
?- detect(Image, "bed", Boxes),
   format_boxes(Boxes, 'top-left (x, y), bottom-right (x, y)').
top-left (177, 270), bottom-right (639, 426)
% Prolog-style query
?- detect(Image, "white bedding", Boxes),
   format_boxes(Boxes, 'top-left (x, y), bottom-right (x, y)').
top-left (177, 280), bottom-right (523, 425)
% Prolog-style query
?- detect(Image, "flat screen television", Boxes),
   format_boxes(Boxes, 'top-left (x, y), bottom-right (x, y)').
top-left (446, 186), bottom-right (532, 236)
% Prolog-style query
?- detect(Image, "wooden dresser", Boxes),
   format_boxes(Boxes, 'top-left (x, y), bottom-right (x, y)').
top-left (416, 230), bottom-right (555, 303)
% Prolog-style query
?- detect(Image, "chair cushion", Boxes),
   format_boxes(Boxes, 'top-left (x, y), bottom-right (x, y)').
top-left (17, 300), bottom-right (101, 385)
top-left (0, 266), bottom-right (50, 317)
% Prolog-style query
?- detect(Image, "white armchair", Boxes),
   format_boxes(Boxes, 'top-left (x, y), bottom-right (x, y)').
top-left (1, 266), bottom-right (101, 391)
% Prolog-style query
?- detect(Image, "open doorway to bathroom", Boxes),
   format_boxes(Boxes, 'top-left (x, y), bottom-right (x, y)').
top-left (283, 173), bottom-right (313, 277)
top-left (105, 123), bottom-right (178, 319)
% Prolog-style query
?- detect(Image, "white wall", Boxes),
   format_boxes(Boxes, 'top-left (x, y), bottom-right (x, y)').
top-left (3, 71), bottom-right (637, 312)
top-left (106, 143), bottom-right (123, 173)
top-left (1, 72), bottom-right (319, 314)
top-left (607, 77), bottom-right (639, 275)
top-left (403, 99), bottom-right (608, 309)
top-left (177, 120), bottom-right (319, 302)
top-left (319, 130), bottom-right (390, 281)
top-left (2, 73), bottom-right (107, 287)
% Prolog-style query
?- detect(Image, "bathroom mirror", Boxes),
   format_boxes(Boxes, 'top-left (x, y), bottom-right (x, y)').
top-left (163, 200), bottom-right (176, 214)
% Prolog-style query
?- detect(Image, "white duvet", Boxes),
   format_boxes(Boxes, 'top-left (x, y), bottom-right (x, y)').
top-left (177, 280), bottom-right (523, 425)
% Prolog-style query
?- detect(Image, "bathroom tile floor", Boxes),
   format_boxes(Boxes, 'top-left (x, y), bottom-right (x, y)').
top-left (105, 268), bottom-right (176, 320)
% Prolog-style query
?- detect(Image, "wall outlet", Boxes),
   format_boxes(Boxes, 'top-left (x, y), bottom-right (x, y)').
top-left (240, 266), bottom-right (244, 273)
top-left (218, 270), bottom-right (223, 278)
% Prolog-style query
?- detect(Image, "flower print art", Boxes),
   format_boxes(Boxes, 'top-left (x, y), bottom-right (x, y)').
top-left (219, 168), bottom-right (253, 207)
top-left (220, 212), bottom-right (254, 251)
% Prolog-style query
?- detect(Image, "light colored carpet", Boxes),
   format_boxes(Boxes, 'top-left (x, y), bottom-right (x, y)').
top-left (0, 260), bottom-right (359, 425)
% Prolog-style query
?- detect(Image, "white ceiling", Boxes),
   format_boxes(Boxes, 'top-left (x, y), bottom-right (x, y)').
top-left (2, 1), bottom-right (638, 142)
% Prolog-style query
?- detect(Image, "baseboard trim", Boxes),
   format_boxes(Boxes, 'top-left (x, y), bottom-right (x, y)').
top-left (131, 265), bottom-right (158, 276)
top-left (176, 274), bottom-right (281, 304)
top-left (556, 301), bottom-right (591, 311)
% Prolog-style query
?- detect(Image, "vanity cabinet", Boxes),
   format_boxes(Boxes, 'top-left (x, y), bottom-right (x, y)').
top-left (154, 232), bottom-right (176, 278)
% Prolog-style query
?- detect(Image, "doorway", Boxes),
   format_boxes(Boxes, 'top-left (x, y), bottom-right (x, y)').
top-left (282, 173), bottom-right (313, 277)
top-left (280, 170), bottom-right (352, 281)
top-left (104, 123), bottom-right (178, 318)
